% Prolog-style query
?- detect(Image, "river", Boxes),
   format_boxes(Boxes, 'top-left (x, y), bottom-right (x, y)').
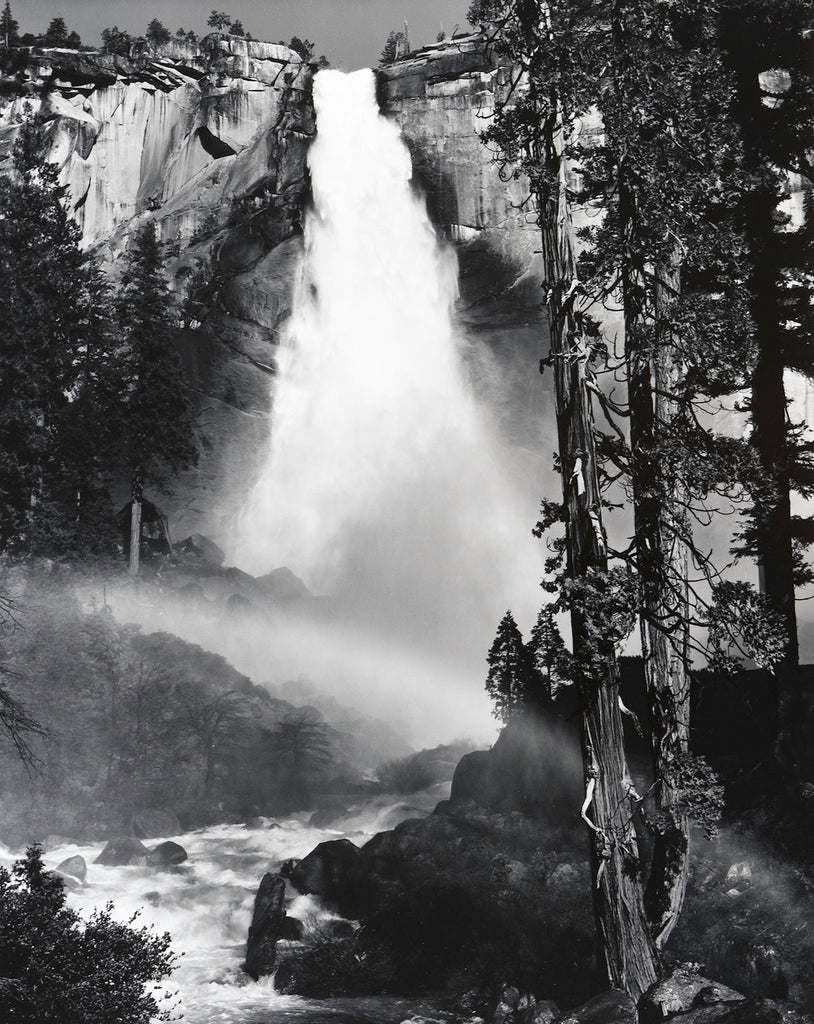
top-left (2, 789), bottom-right (450, 1024)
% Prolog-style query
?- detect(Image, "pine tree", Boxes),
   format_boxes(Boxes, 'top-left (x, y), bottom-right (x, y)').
top-left (41, 17), bottom-right (69, 46)
top-left (0, 121), bottom-right (96, 555)
top-left (718, 0), bottom-right (814, 769)
top-left (1, 0), bottom-right (18, 47)
top-left (145, 19), bottom-right (171, 47)
top-left (528, 605), bottom-right (567, 703)
top-left (114, 222), bottom-right (197, 573)
top-left (485, 611), bottom-right (538, 723)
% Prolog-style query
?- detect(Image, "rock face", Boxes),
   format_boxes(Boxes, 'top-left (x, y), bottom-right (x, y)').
top-left (449, 712), bottom-right (583, 820)
top-left (132, 808), bottom-right (182, 839)
top-left (0, 36), bottom-right (314, 541)
top-left (245, 871), bottom-right (287, 979)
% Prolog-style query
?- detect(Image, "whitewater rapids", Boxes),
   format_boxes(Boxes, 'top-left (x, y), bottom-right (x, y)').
top-left (0, 791), bottom-right (449, 1024)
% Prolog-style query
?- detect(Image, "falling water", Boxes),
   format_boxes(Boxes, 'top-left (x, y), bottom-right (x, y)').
top-left (231, 68), bottom-right (543, 737)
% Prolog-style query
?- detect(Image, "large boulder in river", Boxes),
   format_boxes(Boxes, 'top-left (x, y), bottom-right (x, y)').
top-left (56, 854), bottom-right (87, 883)
top-left (95, 837), bottom-right (149, 866)
top-left (245, 872), bottom-right (287, 979)
top-left (146, 841), bottom-right (188, 867)
top-left (132, 809), bottom-right (181, 839)
top-left (290, 838), bottom-right (362, 897)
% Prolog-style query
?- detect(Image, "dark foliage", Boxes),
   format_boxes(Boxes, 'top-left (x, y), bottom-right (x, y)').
top-left (0, 845), bottom-right (174, 1023)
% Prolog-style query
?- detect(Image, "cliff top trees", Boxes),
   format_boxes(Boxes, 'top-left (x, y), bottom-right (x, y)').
top-left (145, 19), bottom-right (171, 47)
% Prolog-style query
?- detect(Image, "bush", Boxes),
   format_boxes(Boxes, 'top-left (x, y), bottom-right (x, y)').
top-left (0, 846), bottom-right (175, 1023)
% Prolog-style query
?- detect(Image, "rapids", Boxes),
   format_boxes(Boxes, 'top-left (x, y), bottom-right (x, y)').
top-left (0, 790), bottom-right (450, 1024)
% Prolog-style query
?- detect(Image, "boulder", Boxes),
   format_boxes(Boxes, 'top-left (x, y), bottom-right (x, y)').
top-left (56, 854), bottom-right (87, 883)
top-left (132, 809), bottom-right (181, 839)
top-left (556, 991), bottom-right (637, 1024)
top-left (95, 837), bottom-right (149, 866)
top-left (280, 916), bottom-right (305, 940)
top-left (255, 566), bottom-right (311, 603)
top-left (640, 965), bottom-right (745, 1023)
top-left (245, 872), bottom-right (287, 979)
top-left (665, 1000), bottom-right (804, 1024)
top-left (146, 841), bottom-right (188, 867)
top-left (53, 870), bottom-right (83, 891)
top-left (290, 838), bottom-right (362, 898)
top-left (449, 714), bottom-right (582, 821)
top-left (173, 533), bottom-right (225, 567)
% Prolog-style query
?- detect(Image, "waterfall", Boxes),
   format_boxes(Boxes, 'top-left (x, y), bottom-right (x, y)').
top-left (233, 68), bottom-right (543, 737)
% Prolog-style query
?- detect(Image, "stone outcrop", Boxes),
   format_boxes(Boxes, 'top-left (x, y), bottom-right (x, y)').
top-left (245, 871), bottom-right (288, 979)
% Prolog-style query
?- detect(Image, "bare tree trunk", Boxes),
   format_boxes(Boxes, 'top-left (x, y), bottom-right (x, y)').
top-left (542, 95), bottom-right (658, 1000)
top-left (631, 255), bottom-right (691, 947)
top-left (129, 473), bottom-right (142, 576)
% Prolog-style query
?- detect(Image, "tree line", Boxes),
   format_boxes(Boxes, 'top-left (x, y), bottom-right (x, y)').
top-left (475, 0), bottom-right (811, 1002)
top-left (0, 591), bottom-right (340, 846)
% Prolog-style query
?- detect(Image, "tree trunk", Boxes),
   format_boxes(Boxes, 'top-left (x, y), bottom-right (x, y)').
top-left (541, 94), bottom-right (658, 1000)
top-left (735, 63), bottom-right (801, 769)
top-left (628, 255), bottom-right (691, 947)
top-left (129, 472), bottom-right (143, 576)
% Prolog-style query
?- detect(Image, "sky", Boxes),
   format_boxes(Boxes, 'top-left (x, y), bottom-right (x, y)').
top-left (15, 0), bottom-right (474, 70)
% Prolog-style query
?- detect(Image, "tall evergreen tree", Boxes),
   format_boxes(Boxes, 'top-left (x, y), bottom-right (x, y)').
top-left (114, 222), bottom-right (197, 573)
top-left (527, 605), bottom-right (567, 702)
top-left (0, 121), bottom-right (99, 555)
top-left (719, 0), bottom-right (814, 768)
top-left (485, 611), bottom-right (538, 722)
top-left (1, 1), bottom-right (19, 47)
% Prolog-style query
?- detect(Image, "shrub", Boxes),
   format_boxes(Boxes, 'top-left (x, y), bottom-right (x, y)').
top-left (0, 845), bottom-right (175, 1023)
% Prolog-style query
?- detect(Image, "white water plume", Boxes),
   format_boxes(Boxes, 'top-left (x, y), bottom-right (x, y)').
top-left (232, 68), bottom-right (544, 727)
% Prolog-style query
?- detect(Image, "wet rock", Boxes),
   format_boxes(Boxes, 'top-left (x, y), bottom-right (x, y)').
top-left (280, 916), bottom-right (305, 940)
top-left (640, 965), bottom-right (746, 1023)
top-left (132, 809), bottom-right (181, 839)
top-left (308, 803), bottom-right (349, 828)
top-left (321, 918), bottom-right (355, 940)
top-left (56, 854), bottom-right (87, 883)
top-left (289, 838), bottom-right (363, 901)
top-left (256, 566), bottom-right (311, 603)
top-left (245, 872), bottom-right (287, 979)
top-left (53, 870), bottom-right (83, 891)
top-left (146, 841), bottom-right (188, 867)
top-left (95, 837), bottom-right (149, 866)
top-left (529, 1000), bottom-right (561, 1024)
top-left (556, 990), bottom-right (637, 1024)
top-left (665, 999), bottom-right (803, 1024)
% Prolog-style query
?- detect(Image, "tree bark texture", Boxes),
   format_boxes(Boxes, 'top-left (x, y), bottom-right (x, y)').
top-left (627, 253), bottom-right (691, 947)
top-left (541, 97), bottom-right (658, 1000)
